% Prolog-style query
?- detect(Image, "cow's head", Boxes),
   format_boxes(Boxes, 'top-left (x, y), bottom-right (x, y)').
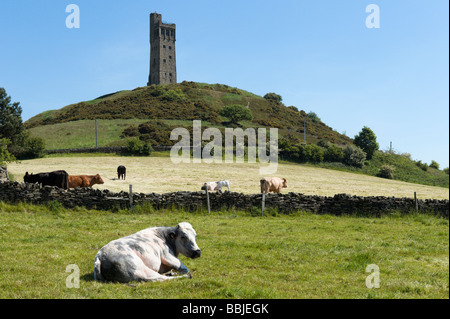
top-left (170, 222), bottom-right (201, 259)
top-left (24, 172), bottom-right (35, 183)
top-left (94, 174), bottom-right (104, 185)
top-left (282, 178), bottom-right (287, 188)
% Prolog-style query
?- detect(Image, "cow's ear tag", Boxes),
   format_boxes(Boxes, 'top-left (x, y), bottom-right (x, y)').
top-left (170, 233), bottom-right (175, 239)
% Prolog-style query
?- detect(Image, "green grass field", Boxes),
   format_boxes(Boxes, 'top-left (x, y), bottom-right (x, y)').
top-left (0, 202), bottom-right (448, 299)
top-left (27, 119), bottom-right (150, 150)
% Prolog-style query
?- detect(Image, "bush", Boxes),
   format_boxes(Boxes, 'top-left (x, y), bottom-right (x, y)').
top-left (307, 112), bottom-right (321, 123)
top-left (429, 160), bottom-right (440, 170)
top-left (279, 138), bottom-right (300, 160)
top-left (149, 85), bottom-right (166, 97)
top-left (121, 125), bottom-right (139, 138)
top-left (298, 144), bottom-right (324, 163)
top-left (161, 89), bottom-right (185, 102)
top-left (263, 92), bottom-right (282, 103)
top-left (219, 104), bottom-right (253, 124)
top-left (344, 145), bottom-right (366, 168)
top-left (324, 144), bottom-right (345, 162)
top-left (126, 138), bottom-right (153, 156)
top-left (377, 165), bottom-right (395, 179)
top-left (122, 121), bottom-right (173, 146)
top-left (317, 139), bottom-right (331, 148)
top-left (415, 160), bottom-right (428, 171)
top-left (138, 121), bottom-right (172, 145)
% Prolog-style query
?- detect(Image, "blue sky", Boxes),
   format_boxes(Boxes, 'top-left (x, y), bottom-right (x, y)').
top-left (0, 0), bottom-right (448, 168)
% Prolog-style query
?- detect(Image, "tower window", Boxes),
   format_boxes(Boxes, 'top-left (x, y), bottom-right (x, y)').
top-left (163, 59), bottom-right (166, 63)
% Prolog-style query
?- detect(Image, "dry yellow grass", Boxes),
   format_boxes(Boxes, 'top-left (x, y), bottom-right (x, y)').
top-left (7, 156), bottom-right (449, 200)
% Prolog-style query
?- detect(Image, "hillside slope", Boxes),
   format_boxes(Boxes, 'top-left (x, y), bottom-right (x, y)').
top-left (25, 82), bottom-right (352, 146)
top-left (24, 82), bottom-right (448, 188)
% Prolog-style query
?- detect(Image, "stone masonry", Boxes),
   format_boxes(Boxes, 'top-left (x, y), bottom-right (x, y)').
top-left (147, 12), bottom-right (177, 85)
top-left (0, 181), bottom-right (448, 218)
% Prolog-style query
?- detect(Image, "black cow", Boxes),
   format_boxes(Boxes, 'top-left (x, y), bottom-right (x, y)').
top-left (24, 170), bottom-right (69, 190)
top-left (117, 165), bottom-right (126, 180)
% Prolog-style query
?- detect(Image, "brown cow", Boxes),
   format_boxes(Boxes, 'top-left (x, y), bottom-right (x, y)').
top-left (68, 174), bottom-right (104, 188)
top-left (260, 177), bottom-right (287, 194)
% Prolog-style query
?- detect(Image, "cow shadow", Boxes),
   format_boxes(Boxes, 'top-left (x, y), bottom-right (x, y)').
top-left (81, 272), bottom-right (140, 286)
top-left (81, 272), bottom-right (95, 282)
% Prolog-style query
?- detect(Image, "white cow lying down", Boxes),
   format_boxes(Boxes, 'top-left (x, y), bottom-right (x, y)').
top-left (201, 180), bottom-right (231, 193)
top-left (94, 222), bottom-right (201, 283)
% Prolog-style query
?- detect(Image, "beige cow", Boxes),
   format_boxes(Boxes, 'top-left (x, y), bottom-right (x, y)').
top-left (260, 177), bottom-right (287, 194)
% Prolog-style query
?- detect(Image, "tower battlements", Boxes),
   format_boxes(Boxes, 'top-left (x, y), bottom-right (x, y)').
top-left (148, 12), bottom-right (177, 86)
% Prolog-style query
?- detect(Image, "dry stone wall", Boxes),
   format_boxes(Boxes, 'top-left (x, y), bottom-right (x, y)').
top-left (0, 181), bottom-right (448, 217)
top-left (0, 166), bottom-right (8, 182)
top-left (45, 146), bottom-right (172, 155)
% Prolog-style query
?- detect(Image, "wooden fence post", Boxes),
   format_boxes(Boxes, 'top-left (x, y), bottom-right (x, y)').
top-left (414, 192), bottom-right (418, 212)
top-left (261, 192), bottom-right (265, 217)
top-left (205, 188), bottom-right (211, 214)
top-left (95, 119), bottom-right (98, 148)
top-left (129, 184), bottom-right (133, 211)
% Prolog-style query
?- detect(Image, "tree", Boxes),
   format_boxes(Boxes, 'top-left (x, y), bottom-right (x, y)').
top-left (263, 92), bottom-right (282, 103)
top-left (429, 160), bottom-right (440, 170)
top-left (354, 126), bottom-right (379, 160)
top-left (0, 87), bottom-right (25, 145)
top-left (0, 88), bottom-right (45, 159)
top-left (19, 136), bottom-right (46, 159)
top-left (307, 111), bottom-right (321, 123)
top-left (0, 138), bottom-right (15, 166)
top-left (219, 105), bottom-right (253, 124)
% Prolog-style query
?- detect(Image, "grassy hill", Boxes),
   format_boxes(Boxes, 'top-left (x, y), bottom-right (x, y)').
top-left (24, 82), bottom-right (448, 188)
top-left (25, 82), bottom-right (352, 146)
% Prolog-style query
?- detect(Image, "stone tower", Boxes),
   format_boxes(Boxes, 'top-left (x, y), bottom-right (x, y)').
top-left (147, 12), bottom-right (177, 86)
